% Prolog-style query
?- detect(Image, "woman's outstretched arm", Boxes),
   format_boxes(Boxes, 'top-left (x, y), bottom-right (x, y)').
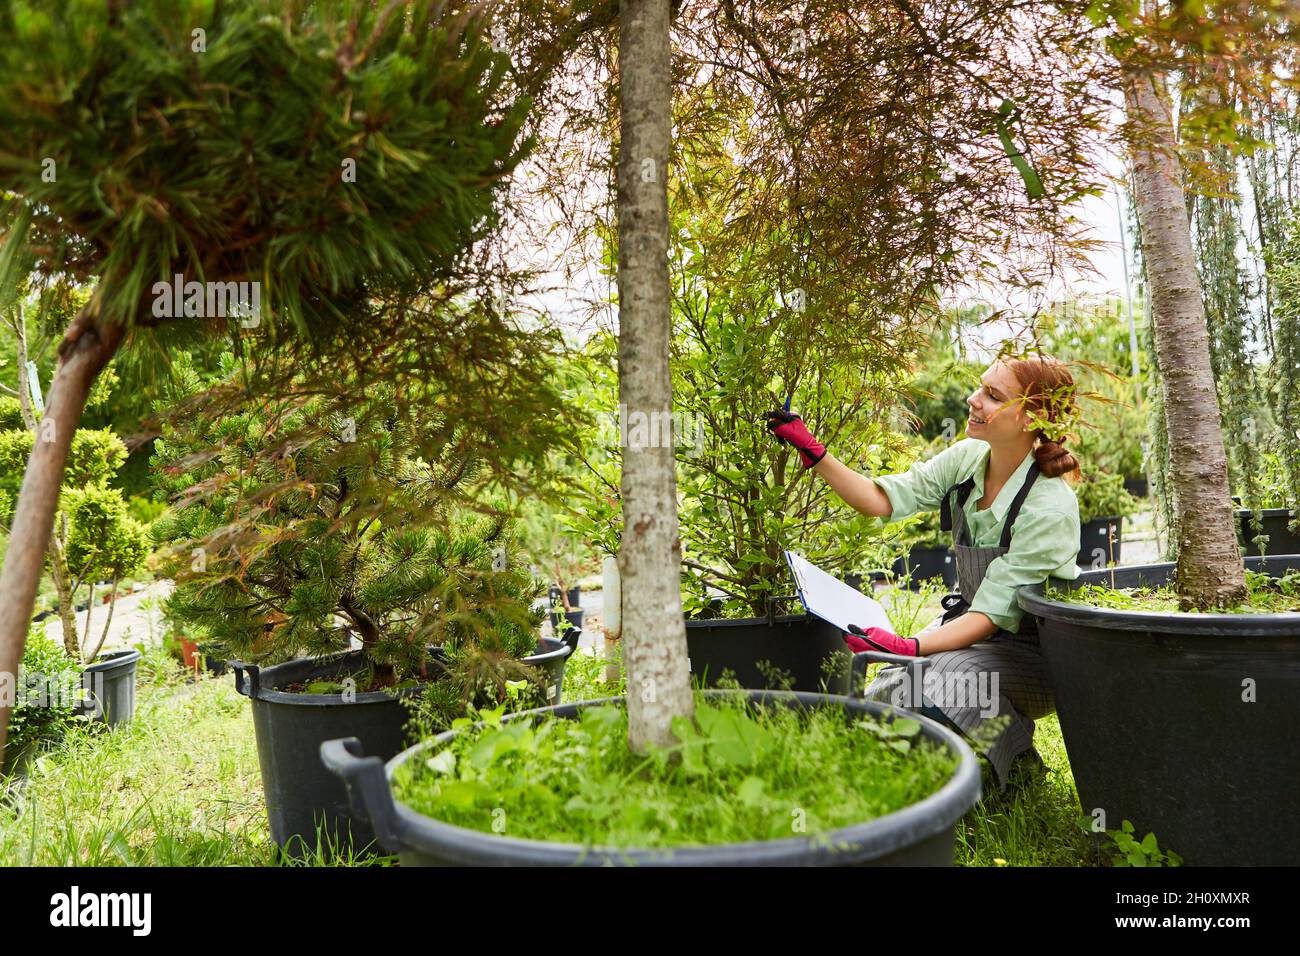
top-left (811, 453), bottom-right (895, 517)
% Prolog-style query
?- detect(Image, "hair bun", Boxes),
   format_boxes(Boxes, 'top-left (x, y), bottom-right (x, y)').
top-left (1034, 438), bottom-right (1079, 479)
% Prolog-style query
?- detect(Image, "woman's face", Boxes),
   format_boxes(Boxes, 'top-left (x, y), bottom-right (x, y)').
top-left (965, 362), bottom-right (1030, 443)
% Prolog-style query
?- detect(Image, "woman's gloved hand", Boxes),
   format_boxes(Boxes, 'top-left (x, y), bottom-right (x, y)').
top-left (843, 623), bottom-right (921, 657)
top-left (764, 408), bottom-right (827, 468)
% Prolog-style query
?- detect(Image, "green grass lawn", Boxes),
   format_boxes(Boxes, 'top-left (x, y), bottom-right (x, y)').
top-left (0, 642), bottom-right (1104, 866)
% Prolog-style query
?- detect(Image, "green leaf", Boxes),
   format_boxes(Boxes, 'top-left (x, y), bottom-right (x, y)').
top-left (890, 718), bottom-right (921, 738)
top-left (736, 775), bottom-right (766, 806)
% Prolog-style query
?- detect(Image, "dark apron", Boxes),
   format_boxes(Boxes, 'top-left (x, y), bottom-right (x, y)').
top-left (863, 461), bottom-right (1057, 790)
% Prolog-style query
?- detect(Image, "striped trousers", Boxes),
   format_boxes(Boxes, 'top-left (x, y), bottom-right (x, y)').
top-left (862, 614), bottom-right (1056, 790)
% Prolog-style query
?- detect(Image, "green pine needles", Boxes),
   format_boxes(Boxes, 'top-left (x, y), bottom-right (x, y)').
top-left (0, 0), bottom-right (530, 342)
top-left (150, 356), bottom-right (544, 689)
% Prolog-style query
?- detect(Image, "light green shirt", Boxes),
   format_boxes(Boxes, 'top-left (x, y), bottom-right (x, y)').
top-left (873, 438), bottom-right (1081, 633)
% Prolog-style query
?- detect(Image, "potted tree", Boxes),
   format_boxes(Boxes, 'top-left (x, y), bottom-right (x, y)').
top-left (516, 497), bottom-right (592, 652)
top-left (151, 375), bottom-right (572, 856)
top-left (1235, 453), bottom-right (1300, 557)
top-left (1019, 1), bottom-right (1300, 865)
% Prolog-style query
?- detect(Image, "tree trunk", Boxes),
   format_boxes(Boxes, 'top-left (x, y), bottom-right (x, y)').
top-left (1123, 66), bottom-right (1247, 609)
top-left (0, 307), bottom-right (123, 761)
top-left (8, 312), bottom-right (82, 658)
top-left (617, 0), bottom-right (694, 751)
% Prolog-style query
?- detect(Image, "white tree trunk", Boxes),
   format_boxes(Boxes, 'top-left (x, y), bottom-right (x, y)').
top-left (1123, 66), bottom-right (1246, 608)
top-left (616, 0), bottom-right (694, 751)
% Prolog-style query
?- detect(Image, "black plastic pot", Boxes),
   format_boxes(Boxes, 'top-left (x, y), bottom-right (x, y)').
top-left (549, 609), bottom-right (584, 652)
top-left (1123, 476), bottom-right (1148, 498)
top-left (685, 599), bottom-right (850, 694)
top-left (891, 546), bottom-right (957, 591)
top-left (78, 648), bottom-right (141, 727)
top-left (232, 638), bottom-right (573, 857)
top-left (548, 585), bottom-right (580, 609)
top-left (1018, 556), bottom-right (1300, 866)
top-left (321, 689), bottom-right (981, 866)
top-left (1237, 508), bottom-right (1300, 557)
top-left (1077, 516), bottom-right (1122, 568)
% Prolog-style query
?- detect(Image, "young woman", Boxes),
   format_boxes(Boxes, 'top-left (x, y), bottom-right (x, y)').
top-left (766, 354), bottom-right (1083, 791)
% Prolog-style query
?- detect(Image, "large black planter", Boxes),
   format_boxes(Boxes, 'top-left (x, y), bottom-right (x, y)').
top-left (1237, 508), bottom-right (1300, 557)
top-left (891, 547), bottom-right (957, 591)
top-left (1018, 556), bottom-right (1300, 865)
top-left (78, 648), bottom-right (141, 727)
top-left (684, 603), bottom-right (850, 693)
top-left (232, 638), bottom-right (572, 857)
top-left (321, 690), bottom-right (981, 866)
top-left (1077, 516), bottom-right (1123, 568)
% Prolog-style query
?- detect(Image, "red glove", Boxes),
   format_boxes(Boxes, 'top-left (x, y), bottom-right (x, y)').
top-left (843, 623), bottom-right (920, 657)
top-left (764, 408), bottom-right (827, 469)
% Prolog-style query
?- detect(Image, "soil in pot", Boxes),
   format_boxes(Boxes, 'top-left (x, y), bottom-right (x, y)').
top-left (329, 689), bottom-right (981, 865)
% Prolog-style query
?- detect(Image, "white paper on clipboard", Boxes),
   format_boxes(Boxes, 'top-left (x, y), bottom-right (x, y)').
top-left (784, 550), bottom-right (895, 635)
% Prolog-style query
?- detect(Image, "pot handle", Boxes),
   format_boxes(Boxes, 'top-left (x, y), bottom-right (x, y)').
top-left (228, 660), bottom-right (260, 698)
top-left (849, 651), bottom-right (929, 700)
top-left (320, 737), bottom-right (403, 853)
top-left (765, 594), bottom-right (799, 625)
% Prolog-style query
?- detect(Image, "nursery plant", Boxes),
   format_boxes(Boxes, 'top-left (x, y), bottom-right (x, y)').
top-left (1073, 472), bottom-right (1140, 525)
top-left (150, 364), bottom-right (548, 692)
top-left (150, 360), bottom-right (567, 854)
top-left (3, 624), bottom-right (83, 776)
top-left (0, 0), bottom-right (535, 761)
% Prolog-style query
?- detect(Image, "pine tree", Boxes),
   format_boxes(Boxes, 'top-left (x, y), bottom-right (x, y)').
top-left (150, 356), bottom-right (545, 689)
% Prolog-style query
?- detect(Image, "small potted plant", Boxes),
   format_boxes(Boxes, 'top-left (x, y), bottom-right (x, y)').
top-left (0, 399), bottom-right (149, 727)
top-left (1074, 471), bottom-right (1140, 569)
top-left (1235, 452), bottom-right (1300, 557)
top-left (3, 624), bottom-right (84, 781)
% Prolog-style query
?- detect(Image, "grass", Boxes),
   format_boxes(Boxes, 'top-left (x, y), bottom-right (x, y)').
top-left (0, 644), bottom-right (383, 866)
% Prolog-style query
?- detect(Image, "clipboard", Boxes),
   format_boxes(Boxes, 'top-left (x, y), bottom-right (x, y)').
top-left (784, 550), bottom-right (895, 635)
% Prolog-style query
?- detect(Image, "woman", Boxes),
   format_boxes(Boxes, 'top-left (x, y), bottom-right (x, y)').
top-left (766, 354), bottom-right (1083, 791)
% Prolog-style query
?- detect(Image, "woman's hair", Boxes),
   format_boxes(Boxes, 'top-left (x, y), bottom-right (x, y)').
top-left (1004, 354), bottom-right (1083, 482)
